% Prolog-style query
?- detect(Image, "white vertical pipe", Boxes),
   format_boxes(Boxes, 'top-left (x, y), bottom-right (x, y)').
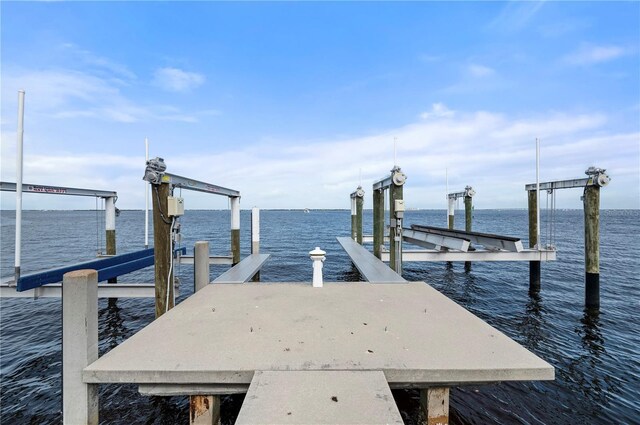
top-left (445, 168), bottom-right (449, 227)
top-left (251, 207), bottom-right (260, 254)
top-left (144, 137), bottom-right (149, 248)
top-left (230, 197), bottom-right (240, 230)
top-left (105, 197), bottom-right (116, 231)
top-left (447, 197), bottom-right (455, 217)
top-left (536, 138), bottom-right (541, 249)
top-left (15, 90), bottom-right (25, 283)
top-left (350, 197), bottom-right (356, 216)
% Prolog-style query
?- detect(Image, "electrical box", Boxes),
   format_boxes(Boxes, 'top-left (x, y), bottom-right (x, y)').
top-left (167, 196), bottom-right (185, 216)
top-left (394, 199), bottom-right (405, 212)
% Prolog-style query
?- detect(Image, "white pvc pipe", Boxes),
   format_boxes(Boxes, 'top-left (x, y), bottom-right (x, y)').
top-left (144, 137), bottom-right (149, 248)
top-left (251, 207), bottom-right (260, 254)
top-left (351, 198), bottom-right (356, 216)
top-left (15, 90), bottom-right (25, 283)
top-left (536, 138), bottom-right (541, 249)
top-left (447, 197), bottom-right (455, 217)
top-left (105, 197), bottom-right (116, 231)
top-left (230, 197), bottom-right (240, 230)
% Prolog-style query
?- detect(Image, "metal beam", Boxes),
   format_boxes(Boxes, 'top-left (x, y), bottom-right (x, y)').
top-left (402, 228), bottom-right (470, 251)
top-left (161, 173), bottom-right (240, 197)
top-left (410, 225), bottom-right (523, 252)
top-left (1, 181), bottom-right (116, 198)
top-left (0, 283), bottom-right (157, 298)
top-left (381, 249), bottom-right (556, 262)
top-left (372, 175), bottom-right (393, 191)
top-left (525, 178), bottom-right (591, 192)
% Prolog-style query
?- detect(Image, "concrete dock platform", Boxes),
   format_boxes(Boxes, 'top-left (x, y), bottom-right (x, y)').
top-left (84, 282), bottom-right (553, 386)
top-left (235, 370), bottom-right (403, 424)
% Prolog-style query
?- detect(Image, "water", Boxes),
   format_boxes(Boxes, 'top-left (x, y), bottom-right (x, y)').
top-left (1, 209), bottom-right (638, 424)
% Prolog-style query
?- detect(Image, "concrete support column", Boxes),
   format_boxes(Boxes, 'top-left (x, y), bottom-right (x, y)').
top-left (528, 190), bottom-right (540, 294)
top-left (420, 387), bottom-right (449, 425)
top-left (63, 270), bottom-right (99, 425)
top-left (584, 185), bottom-right (600, 309)
top-left (251, 207), bottom-right (260, 282)
top-left (230, 196), bottom-right (241, 265)
top-left (152, 182), bottom-right (174, 318)
top-left (356, 193), bottom-right (364, 245)
top-left (194, 241), bottom-right (210, 292)
top-left (190, 261), bottom-right (221, 424)
top-left (105, 196), bottom-right (117, 284)
top-left (373, 189), bottom-right (384, 259)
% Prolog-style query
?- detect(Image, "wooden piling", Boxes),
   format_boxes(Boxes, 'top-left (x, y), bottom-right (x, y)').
top-left (356, 193), bottom-right (364, 245)
top-left (231, 196), bottom-right (241, 265)
top-left (389, 182), bottom-right (403, 272)
top-left (62, 270), bottom-right (99, 425)
top-left (105, 197), bottom-right (117, 284)
top-left (151, 182), bottom-right (174, 318)
top-left (190, 254), bottom-right (220, 425)
top-left (373, 189), bottom-right (384, 259)
top-left (584, 185), bottom-right (600, 308)
top-left (420, 387), bottom-right (449, 425)
top-left (528, 190), bottom-right (540, 294)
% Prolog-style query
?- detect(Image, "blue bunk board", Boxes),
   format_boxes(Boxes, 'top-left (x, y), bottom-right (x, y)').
top-left (17, 247), bottom-right (187, 292)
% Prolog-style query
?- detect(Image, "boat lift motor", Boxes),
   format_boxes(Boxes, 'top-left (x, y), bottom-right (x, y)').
top-left (143, 157), bottom-right (167, 185)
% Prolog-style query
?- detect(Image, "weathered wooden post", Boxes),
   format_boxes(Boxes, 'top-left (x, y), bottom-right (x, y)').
top-left (420, 387), bottom-right (449, 425)
top-left (194, 241), bottom-right (210, 291)
top-left (373, 189), bottom-right (384, 259)
top-left (350, 186), bottom-right (365, 244)
top-left (583, 167), bottom-right (610, 309)
top-left (151, 181), bottom-right (174, 317)
top-left (251, 207), bottom-right (260, 282)
top-left (389, 167), bottom-right (406, 273)
top-left (191, 242), bottom-right (220, 424)
top-left (528, 189), bottom-right (540, 294)
top-left (230, 196), bottom-right (241, 265)
top-left (63, 270), bottom-right (99, 425)
top-left (105, 196), bottom-right (117, 284)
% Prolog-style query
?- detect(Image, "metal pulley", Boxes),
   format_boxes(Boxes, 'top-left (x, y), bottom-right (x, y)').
top-left (464, 186), bottom-right (476, 197)
top-left (355, 187), bottom-right (365, 198)
top-left (585, 167), bottom-right (610, 187)
top-left (391, 169), bottom-right (407, 186)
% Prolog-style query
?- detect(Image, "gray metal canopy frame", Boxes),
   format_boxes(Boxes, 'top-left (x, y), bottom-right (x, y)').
top-left (161, 173), bottom-right (240, 198)
top-left (0, 181), bottom-right (117, 198)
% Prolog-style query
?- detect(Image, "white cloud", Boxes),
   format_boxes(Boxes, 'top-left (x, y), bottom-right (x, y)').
top-left (4, 107), bottom-right (637, 210)
top-left (563, 44), bottom-right (630, 65)
top-left (488, 1), bottom-right (546, 33)
top-left (468, 64), bottom-right (495, 78)
top-left (420, 103), bottom-right (455, 119)
top-left (152, 67), bottom-right (205, 92)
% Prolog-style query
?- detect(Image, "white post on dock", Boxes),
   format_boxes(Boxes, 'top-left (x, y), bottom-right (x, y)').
top-left (14, 90), bottom-right (25, 285)
top-left (447, 196), bottom-right (455, 230)
top-left (309, 247), bottom-right (326, 287)
top-left (144, 137), bottom-right (149, 248)
top-left (62, 269), bottom-right (99, 425)
top-left (535, 138), bottom-right (540, 249)
top-left (105, 196), bottom-right (117, 285)
top-left (194, 241), bottom-right (210, 291)
top-left (251, 207), bottom-right (260, 281)
top-left (230, 196), bottom-right (241, 265)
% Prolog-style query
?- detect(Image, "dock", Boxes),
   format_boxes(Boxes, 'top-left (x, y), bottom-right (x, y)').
top-left (82, 281), bottom-right (553, 423)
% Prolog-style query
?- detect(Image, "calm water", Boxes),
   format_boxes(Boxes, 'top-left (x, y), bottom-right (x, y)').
top-left (1, 209), bottom-right (638, 424)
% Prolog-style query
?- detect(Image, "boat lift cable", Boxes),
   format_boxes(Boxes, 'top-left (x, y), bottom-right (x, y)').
top-left (166, 216), bottom-right (176, 313)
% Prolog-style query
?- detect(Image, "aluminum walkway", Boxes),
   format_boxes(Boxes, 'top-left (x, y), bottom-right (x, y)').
top-left (337, 237), bottom-right (405, 282)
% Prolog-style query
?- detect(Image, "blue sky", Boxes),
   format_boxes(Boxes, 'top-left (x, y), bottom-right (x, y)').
top-left (1, 1), bottom-right (638, 210)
